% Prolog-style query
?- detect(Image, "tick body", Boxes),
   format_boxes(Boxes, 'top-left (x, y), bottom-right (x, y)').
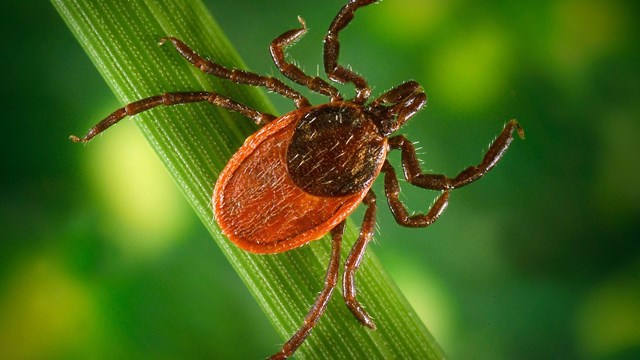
top-left (214, 102), bottom-right (386, 254)
top-left (71, 0), bottom-right (524, 359)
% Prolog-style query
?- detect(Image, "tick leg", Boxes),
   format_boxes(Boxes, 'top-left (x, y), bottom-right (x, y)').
top-left (343, 190), bottom-right (377, 329)
top-left (324, 0), bottom-right (377, 104)
top-left (70, 91), bottom-right (276, 143)
top-left (388, 120), bottom-right (525, 190)
top-left (382, 160), bottom-right (450, 228)
top-left (369, 81), bottom-right (423, 108)
top-left (269, 221), bottom-right (344, 360)
top-left (270, 17), bottom-right (341, 101)
top-left (160, 37), bottom-right (310, 108)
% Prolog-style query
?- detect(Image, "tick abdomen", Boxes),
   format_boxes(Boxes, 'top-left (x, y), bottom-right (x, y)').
top-left (213, 110), bottom-right (369, 254)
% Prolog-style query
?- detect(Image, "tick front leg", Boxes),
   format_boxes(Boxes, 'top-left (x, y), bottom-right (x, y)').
top-left (270, 17), bottom-right (341, 101)
top-left (324, 0), bottom-right (377, 103)
top-left (382, 160), bottom-right (450, 228)
top-left (368, 81), bottom-right (423, 108)
top-left (160, 37), bottom-right (310, 108)
top-left (70, 91), bottom-right (276, 143)
top-left (343, 190), bottom-right (377, 329)
top-left (389, 119), bottom-right (525, 190)
top-left (268, 222), bottom-right (344, 360)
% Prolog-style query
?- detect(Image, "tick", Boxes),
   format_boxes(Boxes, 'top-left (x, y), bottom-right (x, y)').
top-left (71, 0), bottom-right (524, 358)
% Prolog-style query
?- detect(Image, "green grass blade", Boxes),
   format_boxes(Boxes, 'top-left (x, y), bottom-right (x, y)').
top-left (51, 0), bottom-right (446, 358)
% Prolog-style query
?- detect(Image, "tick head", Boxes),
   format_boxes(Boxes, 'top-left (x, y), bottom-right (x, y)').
top-left (367, 82), bottom-right (427, 137)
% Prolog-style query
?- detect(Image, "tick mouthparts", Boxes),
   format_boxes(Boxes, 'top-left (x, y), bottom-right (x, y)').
top-left (516, 124), bottom-right (526, 140)
top-left (69, 135), bottom-right (85, 143)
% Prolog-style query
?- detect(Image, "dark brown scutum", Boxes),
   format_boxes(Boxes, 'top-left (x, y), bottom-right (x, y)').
top-left (286, 103), bottom-right (386, 197)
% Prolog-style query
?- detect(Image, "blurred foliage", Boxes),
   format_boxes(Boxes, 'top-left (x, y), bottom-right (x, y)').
top-left (1, 0), bottom-right (639, 359)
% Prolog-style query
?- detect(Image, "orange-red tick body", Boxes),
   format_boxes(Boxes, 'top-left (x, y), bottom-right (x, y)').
top-left (214, 103), bottom-right (387, 254)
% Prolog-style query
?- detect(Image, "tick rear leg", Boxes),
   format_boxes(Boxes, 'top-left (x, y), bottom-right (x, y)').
top-left (269, 222), bottom-right (345, 360)
top-left (382, 160), bottom-right (450, 228)
top-left (343, 190), bottom-right (377, 329)
top-left (324, 0), bottom-right (377, 103)
top-left (70, 91), bottom-right (276, 143)
top-left (389, 120), bottom-right (525, 190)
top-left (160, 37), bottom-right (310, 108)
top-left (270, 17), bottom-right (341, 101)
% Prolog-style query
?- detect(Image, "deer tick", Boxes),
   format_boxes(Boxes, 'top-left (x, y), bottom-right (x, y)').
top-left (71, 0), bottom-right (524, 358)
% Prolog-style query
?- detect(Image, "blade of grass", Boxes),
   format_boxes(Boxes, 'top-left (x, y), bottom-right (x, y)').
top-left (52, 0), bottom-right (446, 358)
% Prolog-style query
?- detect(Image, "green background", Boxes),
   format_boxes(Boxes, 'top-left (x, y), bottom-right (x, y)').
top-left (2, 0), bottom-right (639, 359)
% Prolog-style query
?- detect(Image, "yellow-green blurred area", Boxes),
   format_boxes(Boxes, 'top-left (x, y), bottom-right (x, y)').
top-left (1, 0), bottom-right (638, 359)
